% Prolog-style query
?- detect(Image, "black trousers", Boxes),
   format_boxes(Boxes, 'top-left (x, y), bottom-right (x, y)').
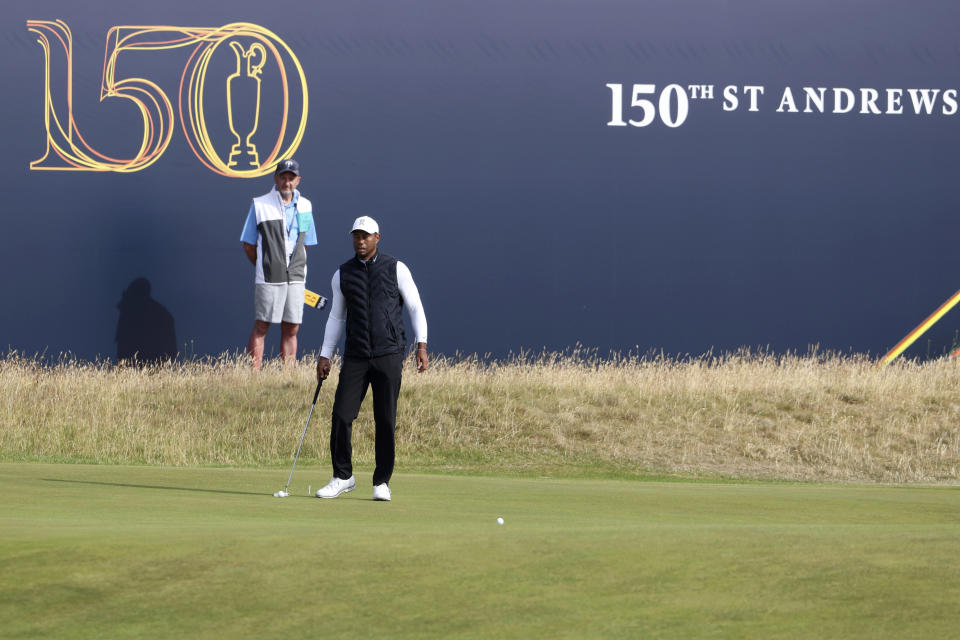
top-left (330, 353), bottom-right (404, 486)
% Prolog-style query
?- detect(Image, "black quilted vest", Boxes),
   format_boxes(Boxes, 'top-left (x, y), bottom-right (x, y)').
top-left (339, 252), bottom-right (406, 358)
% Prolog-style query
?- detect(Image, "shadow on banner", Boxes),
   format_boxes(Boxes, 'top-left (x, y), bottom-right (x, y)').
top-left (115, 278), bottom-right (178, 365)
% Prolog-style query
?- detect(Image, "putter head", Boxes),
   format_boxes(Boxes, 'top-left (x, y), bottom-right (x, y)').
top-left (273, 490), bottom-right (290, 498)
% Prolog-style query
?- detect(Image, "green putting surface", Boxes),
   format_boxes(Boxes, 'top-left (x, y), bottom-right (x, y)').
top-left (2, 463), bottom-right (958, 639)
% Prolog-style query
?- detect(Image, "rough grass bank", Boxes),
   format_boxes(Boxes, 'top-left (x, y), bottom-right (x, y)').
top-left (2, 351), bottom-right (959, 483)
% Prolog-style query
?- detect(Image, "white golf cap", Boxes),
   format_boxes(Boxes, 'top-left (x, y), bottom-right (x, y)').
top-left (351, 216), bottom-right (380, 234)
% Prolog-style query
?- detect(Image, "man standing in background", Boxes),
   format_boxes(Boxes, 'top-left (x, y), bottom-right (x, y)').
top-left (315, 216), bottom-right (428, 502)
top-left (240, 158), bottom-right (317, 369)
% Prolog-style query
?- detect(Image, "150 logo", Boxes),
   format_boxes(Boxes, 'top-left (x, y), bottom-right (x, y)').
top-left (27, 20), bottom-right (308, 177)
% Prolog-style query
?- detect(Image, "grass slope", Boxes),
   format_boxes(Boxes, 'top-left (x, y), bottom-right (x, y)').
top-left (4, 353), bottom-right (960, 483)
top-left (2, 463), bottom-right (959, 639)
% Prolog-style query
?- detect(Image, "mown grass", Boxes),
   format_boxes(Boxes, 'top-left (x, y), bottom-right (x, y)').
top-left (2, 350), bottom-right (959, 483)
top-left (3, 463), bottom-right (959, 640)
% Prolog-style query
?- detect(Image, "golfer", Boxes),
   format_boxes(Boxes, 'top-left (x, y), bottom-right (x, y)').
top-left (315, 216), bottom-right (428, 502)
top-left (240, 158), bottom-right (317, 369)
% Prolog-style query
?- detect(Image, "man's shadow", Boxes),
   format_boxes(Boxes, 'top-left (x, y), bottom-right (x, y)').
top-left (115, 277), bottom-right (178, 365)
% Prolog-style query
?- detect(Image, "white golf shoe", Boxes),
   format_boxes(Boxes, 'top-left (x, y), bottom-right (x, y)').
top-left (316, 476), bottom-right (355, 499)
top-left (372, 483), bottom-right (392, 501)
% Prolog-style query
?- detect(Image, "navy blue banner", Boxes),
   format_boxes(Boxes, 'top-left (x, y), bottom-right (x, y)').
top-left (2, 1), bottom-right (959, 360)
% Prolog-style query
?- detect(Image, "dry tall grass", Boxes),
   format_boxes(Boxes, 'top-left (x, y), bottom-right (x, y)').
top-left (2, 350), bottom-right (959, 483)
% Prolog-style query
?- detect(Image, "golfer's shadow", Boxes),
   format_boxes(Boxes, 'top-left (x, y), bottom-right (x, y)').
top-left (42, 477), bottom-right (271, 497)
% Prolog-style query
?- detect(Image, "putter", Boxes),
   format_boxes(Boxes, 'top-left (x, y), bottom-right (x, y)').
top-left (274, 379), bottom-right (323, 498)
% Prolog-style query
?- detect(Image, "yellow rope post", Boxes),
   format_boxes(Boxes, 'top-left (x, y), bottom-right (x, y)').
top-left (880, 289), bottom-right (960, 367)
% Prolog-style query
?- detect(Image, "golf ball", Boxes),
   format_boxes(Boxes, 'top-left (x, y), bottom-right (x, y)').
top-left (497, 517), bottom-right (504, 525)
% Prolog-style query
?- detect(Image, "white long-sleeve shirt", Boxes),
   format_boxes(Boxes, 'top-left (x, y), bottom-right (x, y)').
top-left (319, 260), bottom-right (428, 359)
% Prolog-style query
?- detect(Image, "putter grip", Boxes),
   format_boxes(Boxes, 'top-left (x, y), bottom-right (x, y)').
top-left (312, 380), bottom-right (323, 404)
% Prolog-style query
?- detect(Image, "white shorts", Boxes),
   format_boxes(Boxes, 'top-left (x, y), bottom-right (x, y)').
top-left (254, 282), bottom-right (305, 324)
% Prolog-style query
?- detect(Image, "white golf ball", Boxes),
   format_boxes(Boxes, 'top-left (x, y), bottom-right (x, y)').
top-left (497, 517), bottom-right (504, 525)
